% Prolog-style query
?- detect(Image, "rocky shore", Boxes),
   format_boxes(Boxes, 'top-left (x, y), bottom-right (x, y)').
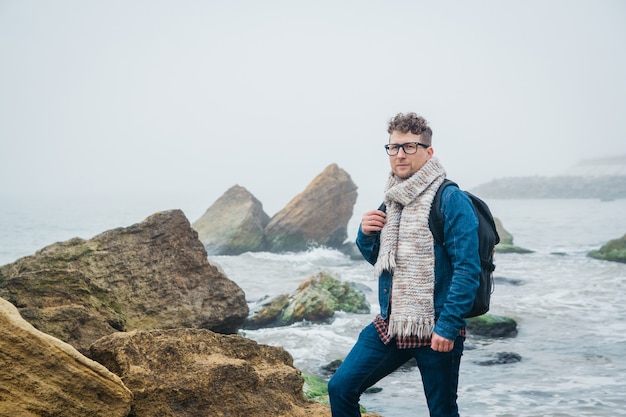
top-left (0, 166), bottom-right (381, 416)
top-left (2, 163), bottom-right (620, 416)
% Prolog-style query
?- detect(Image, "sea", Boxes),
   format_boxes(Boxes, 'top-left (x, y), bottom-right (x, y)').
top-left (1, 196), bottom-right (626, 417)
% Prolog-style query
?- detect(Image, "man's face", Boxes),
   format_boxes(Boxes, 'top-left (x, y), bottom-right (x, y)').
top-left (388, 130), bottom-right (434, 179)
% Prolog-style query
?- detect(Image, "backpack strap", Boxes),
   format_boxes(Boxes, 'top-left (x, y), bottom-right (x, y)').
top-left (428, 179), bottom-right (456, 245)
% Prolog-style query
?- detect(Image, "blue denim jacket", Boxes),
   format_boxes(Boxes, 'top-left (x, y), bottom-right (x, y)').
top-left (356, 184), bottom-right (480, 341)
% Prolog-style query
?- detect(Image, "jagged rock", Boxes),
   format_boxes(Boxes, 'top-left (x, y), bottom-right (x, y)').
top-left (89, 328), bottom-right (342, 417)
top-left (494, 217), bottom-right (533, 254)
top-left (265, 164), bottom-right (358, 252)
top-left (466, 314), bottom-right (518, 338)
top-left (245, 272), bottom-right (370, 329)
top-left (192, 185), bottom-right (270, 255)
top-left (0, 297), bottom-right (132, 417)
top-left (588, 233), bottom-right (626, 263)
top-left (0, 209), bottom-right (248, 354)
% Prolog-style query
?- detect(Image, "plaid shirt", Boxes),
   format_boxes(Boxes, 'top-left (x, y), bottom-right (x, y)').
top-left (373, 314), bottom-right (466, 349)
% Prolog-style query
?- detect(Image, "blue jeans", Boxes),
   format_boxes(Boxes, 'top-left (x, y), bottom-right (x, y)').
top-left (328, 322), bottom-right (464, 417)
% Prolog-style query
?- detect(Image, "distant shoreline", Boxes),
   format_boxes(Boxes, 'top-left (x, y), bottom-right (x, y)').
top-left (470, 175), bottom-right (626, 200)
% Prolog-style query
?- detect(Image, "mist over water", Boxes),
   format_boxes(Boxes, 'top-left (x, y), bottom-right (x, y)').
top-left (1, 1), bottom-right (626, 212)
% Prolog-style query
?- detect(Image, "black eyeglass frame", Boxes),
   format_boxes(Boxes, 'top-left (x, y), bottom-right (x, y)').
top-left (384, 142), bottom-right (430, 156)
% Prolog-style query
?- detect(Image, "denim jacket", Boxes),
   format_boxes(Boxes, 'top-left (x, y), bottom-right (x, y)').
top-left (356, 184), bottom-right (480, 341)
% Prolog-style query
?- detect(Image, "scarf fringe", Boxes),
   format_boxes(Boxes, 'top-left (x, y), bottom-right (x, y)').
top-left (387, 316), bottom-right (435, 339)
top-left (374, 251), bottom-right (396, 277)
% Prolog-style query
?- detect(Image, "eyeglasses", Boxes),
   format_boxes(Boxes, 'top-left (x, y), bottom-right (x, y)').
top-left (384, 142), bottom-right (429, 156)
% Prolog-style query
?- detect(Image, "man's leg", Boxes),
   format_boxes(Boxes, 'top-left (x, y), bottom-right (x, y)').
top-left (328, 323), bottom-right (411, 417)
top-left (414, 335), bottom-right (464, 417)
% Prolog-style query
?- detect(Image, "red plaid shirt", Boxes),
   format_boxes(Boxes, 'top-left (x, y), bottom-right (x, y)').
top-left (373, 314), bottom-right (466, 349)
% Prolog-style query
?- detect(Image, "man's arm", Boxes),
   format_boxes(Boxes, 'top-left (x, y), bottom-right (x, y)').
top-left (433, 186), bottom-right (481, 343)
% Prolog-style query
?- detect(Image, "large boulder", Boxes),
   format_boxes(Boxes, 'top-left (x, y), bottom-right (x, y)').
top-left (0, 209), bottom-right (248, 354)
top-left (265, 164), bottom-right (358, 252)
top-left (192, 185), bottom-right (270, 255)
top-left (588, 233), bottom-right (626, 263)
top-left (0, 297), bottom-right (132, 417)
top-left (89, 328), bottom-right (339, 417)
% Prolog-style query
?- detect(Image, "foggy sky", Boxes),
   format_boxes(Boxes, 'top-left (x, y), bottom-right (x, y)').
top-left (1, 0), bottom-right (625, 222)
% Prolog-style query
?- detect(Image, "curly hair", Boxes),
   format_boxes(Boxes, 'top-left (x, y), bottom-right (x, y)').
top-left (387, 112), bottom-right (433, 146)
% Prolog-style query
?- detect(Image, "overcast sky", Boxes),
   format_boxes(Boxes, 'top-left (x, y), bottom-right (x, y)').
top-left (1, 0), bottom-right (625, 221)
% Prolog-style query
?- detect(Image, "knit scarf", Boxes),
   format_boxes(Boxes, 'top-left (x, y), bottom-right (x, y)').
top-left (374, 157), bottom-right (446, 339)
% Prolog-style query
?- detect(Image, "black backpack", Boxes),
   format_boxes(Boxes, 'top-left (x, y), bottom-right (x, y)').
top-left (378, 179), bottom-right (499, 318)
top-left (428, 179), bottom-right (500, 318)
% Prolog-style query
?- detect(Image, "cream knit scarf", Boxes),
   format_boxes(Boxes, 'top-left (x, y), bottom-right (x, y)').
top-left (374, 157), bottom-right (446, 339)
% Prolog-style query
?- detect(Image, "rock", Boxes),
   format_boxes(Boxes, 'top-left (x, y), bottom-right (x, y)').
top-left (265, 164), bottom-right (358, 252)
top-left (89, 328), bottom-right (347, 417)
top-left (494, 217), bottom-right (534, 254)
top-left (192, 185), bottom-right (270, 255)
top-left (494, 276), bottom-right (524, 286)
top-left (320, 359), bottom-right (343, 377)
top-left (588, 233), bottom-right (626, 263)
top-left (466, 314), bottom-right (518, 338)
top-left (245, 293), bottom-right (291, 329)
top-left (342, 240), bottom-right (363, 260)
top-left (475, 351), bottom-right (522, 366)
top-left (0, 209), bottom-right (248, 354)
top-left (245, 271), bottom-right (370, 329)
top-left (495, 217), bottom-right (513, 245)
top-left (0, 297), bottom-right (132, 417)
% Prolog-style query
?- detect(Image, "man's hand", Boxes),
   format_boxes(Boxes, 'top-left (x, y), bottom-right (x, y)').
top-left (430, 332), bottom-right (454, 352)
top-left (361, 210), bottom-right (386, 235)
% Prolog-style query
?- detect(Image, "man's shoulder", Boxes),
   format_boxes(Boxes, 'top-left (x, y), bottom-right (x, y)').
top-left (439, 182), bottom-right (474, 213)
top-left (439, 181), bottom-right (464, 200)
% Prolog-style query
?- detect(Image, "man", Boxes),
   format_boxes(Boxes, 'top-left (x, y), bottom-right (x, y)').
top-left (328, 112), bottom-right (480, 417)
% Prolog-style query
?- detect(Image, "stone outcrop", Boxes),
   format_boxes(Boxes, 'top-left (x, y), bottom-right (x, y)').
top-left (193, 164), bottom-right (358, 254)
top-left (588, 233), bottom-right (626, 263)
top-left (245, 271), bottom-right (370, 329)
top-left (466, 314), bottom-right (518, 338)
top-left (0, 209), bottom-right (248, 354)
top-left (494, 217), bottom-right (533, 254)
top-left (0, 297), bottom-right (132, 417)
top-left (265, 164), bottom-right (358, 252)
top-left (89, 328), bottom-right (340, 417)
top-left (192, 185), bottom-right (270, 255)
